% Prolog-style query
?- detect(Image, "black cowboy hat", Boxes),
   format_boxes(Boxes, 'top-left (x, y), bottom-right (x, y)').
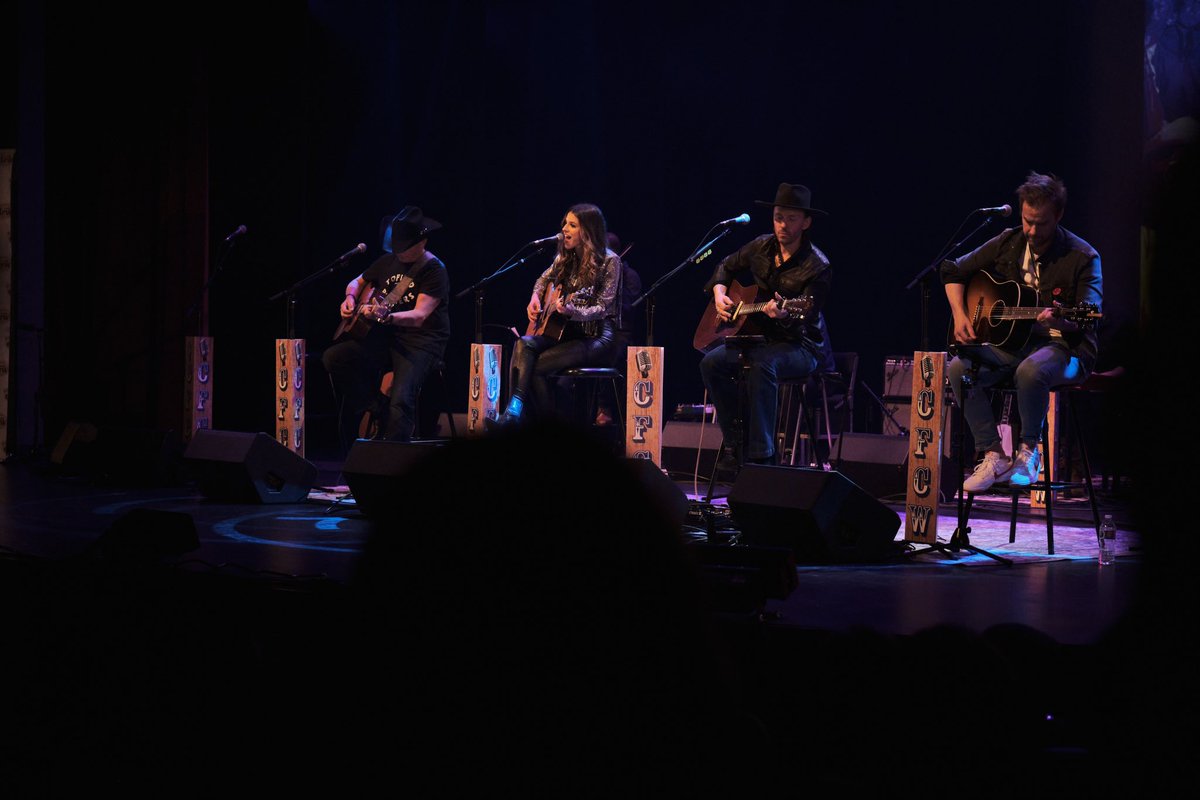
top-left (380, 206), bottom-right (443, 253)
top-left (754, 183), bottom-right (827, 215)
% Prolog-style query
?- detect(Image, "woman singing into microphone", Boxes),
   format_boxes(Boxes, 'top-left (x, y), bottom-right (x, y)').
top-left (489, 203), bottom-right (622, 428)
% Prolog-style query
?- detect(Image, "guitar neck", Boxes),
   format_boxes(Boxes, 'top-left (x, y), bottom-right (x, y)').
top-left (993, 307), bottom-right (1094, 321)
top-left (992, 308), bottom-right (1050, 320)
top-left (734, 301), bottom-right (773, 318)
top-left (735, 296), bottom-right (808, 319)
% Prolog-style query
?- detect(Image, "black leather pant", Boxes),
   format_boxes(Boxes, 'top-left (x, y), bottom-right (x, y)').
top-left (322, 328), bottom-right (440, 453)
top-left (509, 319), bottom-right (616, 419)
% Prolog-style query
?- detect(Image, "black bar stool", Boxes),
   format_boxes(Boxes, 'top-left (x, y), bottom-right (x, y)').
top-left (776, 351), bottom-right (857, 469)
top-left (961, 386), bottom-right (1102, 554)
top-left (552, 366), bottom-right (625, 439)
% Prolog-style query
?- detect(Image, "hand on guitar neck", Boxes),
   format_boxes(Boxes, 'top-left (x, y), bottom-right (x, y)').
top-left (693, 279), bottom-right (814, 352)
top-left (332, 276), bottom-right (416, 343)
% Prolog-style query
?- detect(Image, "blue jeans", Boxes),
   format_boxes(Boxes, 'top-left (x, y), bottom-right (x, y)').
top-left (947, 340), bottom-right (1085, 453)
top-left (699, 341), bottom-right (820, 461)
top-left (322, 329), bottom-right (441, 452)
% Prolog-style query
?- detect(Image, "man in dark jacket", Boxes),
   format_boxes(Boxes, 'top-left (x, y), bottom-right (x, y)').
top-left (698, 183), bottom-right (834, 469)
top-left (942, 172), bottom-right (1103, 491)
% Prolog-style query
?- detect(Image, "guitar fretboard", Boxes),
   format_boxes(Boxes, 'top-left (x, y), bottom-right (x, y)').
top-left (733, 301), bottom-right (772, 318)
top-left (995, 308), bottom-right (1050, 320)
top-left (993, 308), bottom-right (1099, 321)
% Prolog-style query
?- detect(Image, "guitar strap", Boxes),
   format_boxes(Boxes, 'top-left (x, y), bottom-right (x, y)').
top-left (380, 251), bottom-right (432, 311)
top-left (1021, 241), bottom-right (1041, 292)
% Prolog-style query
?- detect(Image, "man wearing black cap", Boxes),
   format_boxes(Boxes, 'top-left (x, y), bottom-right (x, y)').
top-left (698, 183), bottom-right (834, 470)
top-left (322, 206), bottom-right (450, 452)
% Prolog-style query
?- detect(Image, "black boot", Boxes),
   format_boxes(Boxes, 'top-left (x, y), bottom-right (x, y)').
top-left (485, 394), bottom-right (526, 431)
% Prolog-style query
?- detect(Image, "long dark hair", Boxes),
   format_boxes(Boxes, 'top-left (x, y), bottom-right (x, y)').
top-left (549, 203), bottom-right (608, 289)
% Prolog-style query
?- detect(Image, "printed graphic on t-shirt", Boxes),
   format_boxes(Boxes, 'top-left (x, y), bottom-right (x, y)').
top-left (380, 272), bottom-right (418, 311)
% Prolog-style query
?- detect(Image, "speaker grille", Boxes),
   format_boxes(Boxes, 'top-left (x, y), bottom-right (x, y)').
top-left (184, 430), bottom-right (317, 504)
top-left (728, 465), bottom-right (901, 563)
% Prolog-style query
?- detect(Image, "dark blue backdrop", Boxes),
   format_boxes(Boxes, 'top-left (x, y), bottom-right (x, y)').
top-left (18, 0), bottom-right (1145, 454)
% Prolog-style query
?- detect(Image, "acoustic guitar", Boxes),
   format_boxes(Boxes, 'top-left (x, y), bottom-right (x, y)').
top-left (948, 271), bottom-right (1101, 355)
top-left (332, 276), bottom-right (416, 343)
top-left (526, 282), bottom-right (567, 340)
top-left (692, 279), bottom-right (813, 352)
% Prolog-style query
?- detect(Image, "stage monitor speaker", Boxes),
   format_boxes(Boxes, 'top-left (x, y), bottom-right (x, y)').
top-left (832, 432), bottom-right (957, 501)
top-left (727, 465), bottom-right (901, 563)
top-left (661, 420), bottom-right (723, 477)
top-left (342, 439), bottom-right (444, 518)
top-left (184, 430), bottom-right (317, 504)
top-left (881, 356), bottom-right (953, 455)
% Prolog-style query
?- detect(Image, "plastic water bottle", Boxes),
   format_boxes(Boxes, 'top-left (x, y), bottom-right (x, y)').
top-left (1099, 514), bottom-right (1117, 566)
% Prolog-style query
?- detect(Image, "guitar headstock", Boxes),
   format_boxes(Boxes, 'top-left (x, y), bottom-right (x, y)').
top-left (782, 294), bottom-right (814, 320)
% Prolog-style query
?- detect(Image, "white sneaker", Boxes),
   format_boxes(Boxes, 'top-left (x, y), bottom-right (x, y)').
top-left (1008, 445), bottom-right (1042, 486)
top-left (963, 450), bottom-right (1013, 493)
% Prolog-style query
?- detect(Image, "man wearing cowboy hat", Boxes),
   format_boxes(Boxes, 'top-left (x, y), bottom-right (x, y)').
top-left (322, 206), bottom-right (451, 452)
top-left (698, 182), bottom-right (834, 471)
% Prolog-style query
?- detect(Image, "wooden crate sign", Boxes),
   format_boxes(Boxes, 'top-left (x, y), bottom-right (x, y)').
top-left (626, 346), bottom-right (664, 464)
top-left (904, 351), bottom-right (948, 544)
top-left (184, 336), bottom-right (213, 442)
top-left (275, 338), bottom-right (306, 457)
top-left (467, 343), bottom-right (502, 437)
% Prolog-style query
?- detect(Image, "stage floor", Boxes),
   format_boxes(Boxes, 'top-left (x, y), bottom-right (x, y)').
top-left (6, 453), bottom-right (1183, 791)
top-left (2, 455), bottom-right (1145, 644)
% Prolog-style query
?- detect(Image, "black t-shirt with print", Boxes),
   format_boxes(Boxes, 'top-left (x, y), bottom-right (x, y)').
top-left (362, 252), bottom-right (451, 357)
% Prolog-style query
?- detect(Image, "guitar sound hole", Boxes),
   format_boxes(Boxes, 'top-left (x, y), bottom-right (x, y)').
top-left (988, 302), bottom-right (1006, 325)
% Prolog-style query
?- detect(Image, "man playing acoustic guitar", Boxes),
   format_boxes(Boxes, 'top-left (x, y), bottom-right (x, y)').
top-left (322, 206), bottom-right (450, 454)
top-left (698, 182), bottom-right (834, 471)
top-left (942, 172), bottom-right (1103, 491)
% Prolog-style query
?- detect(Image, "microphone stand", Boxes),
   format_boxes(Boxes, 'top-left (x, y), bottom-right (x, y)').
top-left (268, 250), bottom-right (368, 339)
top-left (903, 213), bottom-right (1000, 351)
top-left (902, 208), bottom-right (1013, 565)
top-left (858, 380), bottom-right (908, 436)
top-left (455, 240), bottom-right (557, 343)
top-left (185, 237), bottom-right (240, 336)
top-left (633, 226), bottom-right (738, 347)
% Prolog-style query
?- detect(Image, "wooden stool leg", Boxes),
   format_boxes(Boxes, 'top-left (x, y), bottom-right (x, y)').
top-left (1044, 414), bottom-right (1055, 555)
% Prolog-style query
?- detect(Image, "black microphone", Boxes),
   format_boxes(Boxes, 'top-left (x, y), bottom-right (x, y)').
top-left (717, 213), bottom-right (751, 227)
top-left (337, 243), bottom-right (367, 262)
top-left (223, 224), bottom-right (247, 242)
top-left (976, 204), bottom-right (1013, 217)
top-left (529, 233), bottom-right (563, 246)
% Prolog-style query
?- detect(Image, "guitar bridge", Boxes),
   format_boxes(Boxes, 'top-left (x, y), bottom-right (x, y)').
top-left (970, 296), bottom-right (984, 329)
